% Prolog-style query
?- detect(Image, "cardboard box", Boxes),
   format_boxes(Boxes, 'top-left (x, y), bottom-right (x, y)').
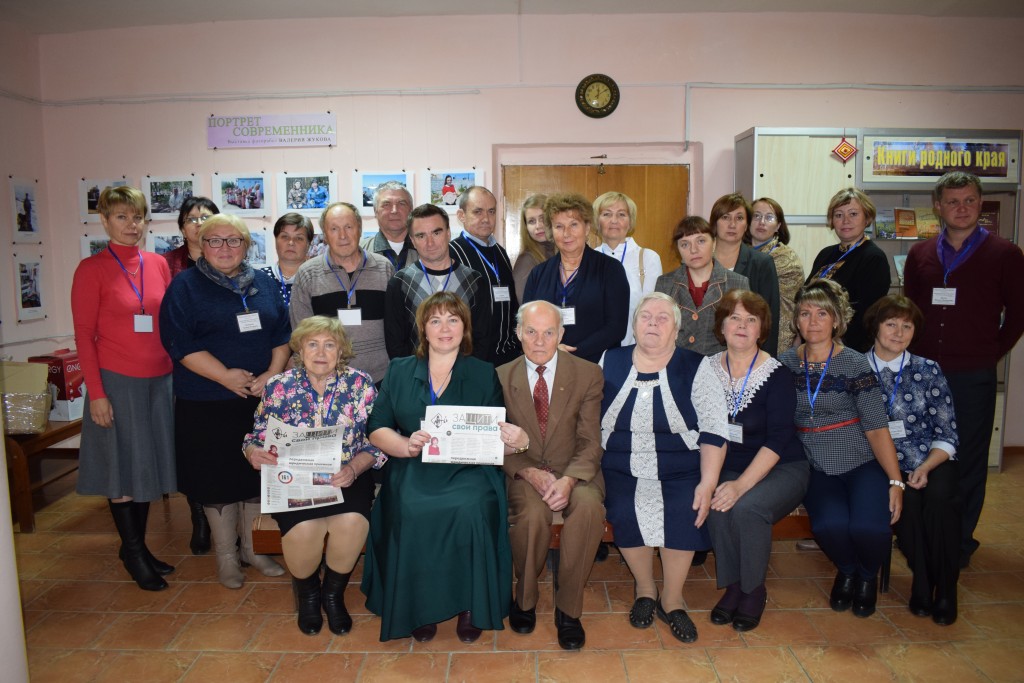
top-left (0, 361), bottom-right (51, 434)
top-left (28, 348), bottom-right (85, 421)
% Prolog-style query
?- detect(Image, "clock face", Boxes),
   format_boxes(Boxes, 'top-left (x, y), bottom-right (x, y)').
top-left (576, 74), bottom-right (619, 118)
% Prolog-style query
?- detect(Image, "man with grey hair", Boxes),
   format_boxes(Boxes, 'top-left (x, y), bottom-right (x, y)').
top-left (360, 180), bottom-right (418, 269)
top-left (450, 186), bottom-right (521, 365)
top-left (496, 300), bottom-right (605, 650)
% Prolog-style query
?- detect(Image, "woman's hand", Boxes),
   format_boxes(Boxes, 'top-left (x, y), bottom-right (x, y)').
top-left (90, 397), bottom-right (114, 428)
top-left (889, 485), bottom-right (904, 524)
top-left (557, 343), bottom-right (577, 354)
top-left (907, 467), bottom-right (930, 490)
top-left (220, 368), bottom-right (256, 398)
top-left (498, 421), bottom-right (529, 451)
top-left (710, 480), bottom-right (749, 513)
top-left (407, 430), bottom-right (431, 458)
top-left (692, 481), bottom-right (715, 527)
top-left (331, 463), bottom-right (358, 488)
top-left (246, 447), bottom-right (278, 471)
top-left (248, 370), bottom-right (275, 397)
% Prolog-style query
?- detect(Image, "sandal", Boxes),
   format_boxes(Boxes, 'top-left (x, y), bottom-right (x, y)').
top-left (629, 596), bottom-right (657, 629)
top-left (656, 599), bottom-right (698, 643)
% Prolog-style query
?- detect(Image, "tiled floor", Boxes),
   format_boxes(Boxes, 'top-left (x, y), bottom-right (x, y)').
top-left (16, 456), bottom-right (1024, 682)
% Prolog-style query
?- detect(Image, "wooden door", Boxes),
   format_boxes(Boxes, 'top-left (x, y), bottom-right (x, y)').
top-left (501, 164), bottom-right (689, 270)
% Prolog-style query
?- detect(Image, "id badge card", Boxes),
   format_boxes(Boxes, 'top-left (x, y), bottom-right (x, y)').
top-left (492, 286), bottom-right (511, 302)
top-left (888, 420), bottom-right (907, 439)
top-left (727, 421), bottom-right (743, 444)
top-left (134, 314), bottom-right (153, 333)
top-left (338, 307), bottom-right (362, 326)
top-left (237, 311), bottom-right (262, 333)
top-left (932, 287), bottom-right (957, 305)
top-left (560, 307), bottom-right (576, 326)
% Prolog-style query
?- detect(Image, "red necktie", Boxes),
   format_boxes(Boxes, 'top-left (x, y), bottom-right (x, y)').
top-left (534, 365), bottom-right (549, 440)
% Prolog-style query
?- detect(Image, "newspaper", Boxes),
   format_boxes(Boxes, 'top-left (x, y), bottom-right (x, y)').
top-left (260, 416), bottom-right (346, 513)
top-left (420, 405), bottom-right (505, 465)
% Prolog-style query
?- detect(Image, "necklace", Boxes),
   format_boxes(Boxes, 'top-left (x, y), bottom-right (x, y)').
top-left (428, 363), bottom-right (455, 399)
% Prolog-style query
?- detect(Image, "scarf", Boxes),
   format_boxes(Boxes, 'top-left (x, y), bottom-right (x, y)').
top-left (196, 256), bottom-right (258, 297)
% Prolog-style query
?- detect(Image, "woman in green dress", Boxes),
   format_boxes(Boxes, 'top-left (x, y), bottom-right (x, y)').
top-left (362, 291), bottom-right (514, 642)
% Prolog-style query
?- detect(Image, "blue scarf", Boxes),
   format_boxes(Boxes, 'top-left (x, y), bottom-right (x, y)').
top-left (196, 256), bottom-right (258, 297)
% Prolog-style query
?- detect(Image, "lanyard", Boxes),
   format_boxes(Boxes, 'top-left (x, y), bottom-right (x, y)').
top-left (107, 246), bottom-right (145, 313)
top-left (804, 343), bottom-right (835, 420)
top-left (601, 241), bottom-right (628, 264)
top-left (869, 349), bottom-right (905, 416)
top-left (559, 259), bottom-right (581, 306)
top-left (383, 249), bottom-right (399, 269)
top-left (937, 227), bottom-right (985, 286)
top-left (464, 237), bottom-right (502, 284)
top-left (419, 260), bottom-right (453, 293)
top-left (725, 351), bottom-right (758, 421)
top-left (753, 237), bottom-right (780, 254)
top-left (313, 372), bottom-right (339, 426)
top-left (325, 251), bottom-right (367, 308)
top-left (820, 237), bottom-right (864, 279)
top-left (275, 265), bottom-right (291, 306)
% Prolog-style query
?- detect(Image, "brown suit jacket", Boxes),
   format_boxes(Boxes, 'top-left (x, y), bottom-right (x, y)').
top-left (497, 350), bottom-right (605, 494)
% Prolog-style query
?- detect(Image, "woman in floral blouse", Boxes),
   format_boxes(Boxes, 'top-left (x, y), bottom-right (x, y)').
top-left (244, 316), bottom-right (385, 636)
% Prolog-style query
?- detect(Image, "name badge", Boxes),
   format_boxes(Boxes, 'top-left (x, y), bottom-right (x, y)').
top-left (134, 314), bottom-right (153, 333)
top-left (888, 420), bottom-right (907, 439)
top-left (237, 311), bottom-right (262, 333)
top-left (560, 307), bottom-right (576, 326)
top-left (932, 287), bottom-right (957, 305)
top-left (338, 307), bottom-right (362, 327)
top-left (727, 421), bottom-right (743, 444)
top-left (492, 286), bottom-right (511, 302)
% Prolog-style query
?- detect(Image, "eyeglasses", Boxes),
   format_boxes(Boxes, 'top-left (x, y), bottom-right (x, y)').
top-left (203, 237), bottom-right (245, 248)
top-left (751, 213), bottom-right (777, 224)
top-left (185, 215), bottom-right (212, 225)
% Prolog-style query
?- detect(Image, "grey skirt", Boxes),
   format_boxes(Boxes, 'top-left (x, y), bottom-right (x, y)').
top-left (77, 370), bottom-right (176, 501)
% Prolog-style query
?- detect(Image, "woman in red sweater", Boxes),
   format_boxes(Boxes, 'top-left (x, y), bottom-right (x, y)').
top-left (71, 186), bottom-right (177, 591)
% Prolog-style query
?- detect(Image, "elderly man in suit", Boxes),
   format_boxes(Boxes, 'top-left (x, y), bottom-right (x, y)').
top-left (496, 299), bottom-right (605, 650)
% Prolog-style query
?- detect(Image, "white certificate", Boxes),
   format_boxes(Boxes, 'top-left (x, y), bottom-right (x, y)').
top-left (420, 405), bottom-right (506, 466)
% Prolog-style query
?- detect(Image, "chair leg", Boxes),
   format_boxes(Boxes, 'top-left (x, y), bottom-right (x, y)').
top-left (880, 539), bottom-right (892, 594)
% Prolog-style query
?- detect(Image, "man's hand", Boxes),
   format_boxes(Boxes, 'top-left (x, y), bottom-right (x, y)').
top-left (542, 476), bottom-right (576, 512)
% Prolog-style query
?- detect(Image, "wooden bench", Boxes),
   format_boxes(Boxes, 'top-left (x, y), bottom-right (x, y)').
top-left (4, 419), bottom-right (82, 532)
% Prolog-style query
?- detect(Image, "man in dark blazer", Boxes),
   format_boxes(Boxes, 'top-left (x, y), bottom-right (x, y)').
top-left (496, 300), bottom-right (605, 650)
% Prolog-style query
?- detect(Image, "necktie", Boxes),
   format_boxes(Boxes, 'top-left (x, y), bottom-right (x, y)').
top-left (534, 365), bottom-right (549, 440)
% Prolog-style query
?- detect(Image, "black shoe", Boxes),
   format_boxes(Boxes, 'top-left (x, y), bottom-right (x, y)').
top-left (932, 595), bottom-right (958, 626)
top-left (691, 550), bottom-right (709, 567)
top-left (411, 623), bottom-right (437, 642)
top-left (109, 501), bottom-right (167, 592)
top-left (710, 583), bottom-right (741, 626)
top-left (554, 608), bottom-right (586, 650)
top-left (508, 599), bottom-right (536, 634)
top-left (188, 496), bottom-right (212, 556)
top-left (851, 576), bottom-right (878, 618)
top-left (629, 596), bottom-right (657, 629)
top-left (456, 610), bottom-right (482, 643)
top-left (321, 567), bottom-right (352, 635)
top-left (829, 572), bottom-right (855, 612)
top-left (908, 595), bottom-right (932, 617)
top-left (292, 572), bottom-right (323, 635)
top-left (595, 542), bottom-right (610, 563)
top-left (732, 585), bottom-right (767, 632)
top-left (656, 599), bottom-right (697, 643)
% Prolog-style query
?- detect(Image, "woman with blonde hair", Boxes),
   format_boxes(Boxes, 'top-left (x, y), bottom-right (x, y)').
top-left (512, 194), bottom-right (555, 303)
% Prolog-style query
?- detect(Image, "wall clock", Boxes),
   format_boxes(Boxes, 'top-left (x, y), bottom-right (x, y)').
top-left (575, 74), bottom-right (619, 119)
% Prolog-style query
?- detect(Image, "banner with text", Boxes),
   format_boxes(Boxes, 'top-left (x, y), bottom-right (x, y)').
top-left (865, 137), bottom-right (1019, 184)
top-left (207, 113), bottom-right (337, 149)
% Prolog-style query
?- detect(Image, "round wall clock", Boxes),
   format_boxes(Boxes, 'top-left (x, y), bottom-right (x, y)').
top-left (575, 74), bottom-right (620, 119)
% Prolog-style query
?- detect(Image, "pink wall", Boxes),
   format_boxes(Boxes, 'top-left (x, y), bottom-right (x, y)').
top-left (2, 11), bottom-right (1024, 442)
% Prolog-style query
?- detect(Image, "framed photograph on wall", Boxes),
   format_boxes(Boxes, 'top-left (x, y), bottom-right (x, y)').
top-left (80, 235), bottom-right (111, 260)
top-left (144, 175), bottom-right (197, 220)
top-left (14, 252), bottom-right (46, 321)
top-left (10, 177), bottom-right (41, 244)
top-left (213, 173), bottom-right (267, 218)
top-left (246, 228), bottom-right (268, 267)
top-left (419, 169), bottom-right (484, 213)
top-left (146, 231), bottom-right (184, 256)
top-left (275, 171), bottom-right (337, 218)
top-left (352, 170), bottom-right (413, 217)
top-left (79, 177), bottom-right (130, 223)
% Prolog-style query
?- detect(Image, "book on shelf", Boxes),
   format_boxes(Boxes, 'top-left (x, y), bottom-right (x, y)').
top-left (914, 208), bottom-right (940, 239)
top-left (874, 209), bottom-right (895, 239)
top-left (894, 208), bottom-right (917, 238)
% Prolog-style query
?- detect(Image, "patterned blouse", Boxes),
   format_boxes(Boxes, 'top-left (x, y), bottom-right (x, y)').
top-left (866, 351), bottom-right (958, 472)
top-left (244, 366), bottom-right (386, 469)
top-left (754, 237), bottom-right (804, 351)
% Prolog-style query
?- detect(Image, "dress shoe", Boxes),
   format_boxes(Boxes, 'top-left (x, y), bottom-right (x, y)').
top-left (851, 576), bottom-right (878, 618)
top-left (411, 623), bottom-right (437, 642)
top-left (629, 596), bottom-right (657, 629)
top-left (656, 599), bottom-right (697, 643)
top-left (508, 599), bottom-right (536, 634)
top-left (595, 542), bottom-right (610, 562)
top-left (710, 583), bottom-right (741, 626)
top-left (908, 594), bottom-right (932, 617)
top-left (691, 550), bottom-right (709, 566)
top-left (554, 608), bottom-right (586, 650)
top-left (829, 572), bottom-right (856, 612)
top-left (931, 596), bottom-right (958, 626)
top-left (456, 610), bottom-right (481, 643)
top-left (732, 585), bottom-right (767, 632)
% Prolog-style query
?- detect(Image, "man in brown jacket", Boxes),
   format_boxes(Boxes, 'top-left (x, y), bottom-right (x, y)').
top-left (496, 300), bottom-right (605, 650)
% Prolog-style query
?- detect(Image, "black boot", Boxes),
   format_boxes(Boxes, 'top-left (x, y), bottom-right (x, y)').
top-left (188, 496), bottom-right (211, 555)
top-left (109, 500), bottom-right (167, 592)
top-left (292, 572), bottom-right (323, 635)
top-left (321, 567), bottom-right (353, 635)
top-left (118, 502), bottom-right (174, 575)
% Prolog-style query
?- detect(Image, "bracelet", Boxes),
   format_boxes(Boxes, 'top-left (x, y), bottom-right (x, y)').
top-left (512, 441), bottom-right (530, 454)
top-left (889, 479), bottom-right (906, 490)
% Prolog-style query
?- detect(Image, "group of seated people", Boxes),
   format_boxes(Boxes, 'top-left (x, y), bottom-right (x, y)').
top-left (69, 173), bottom-right (985, 649)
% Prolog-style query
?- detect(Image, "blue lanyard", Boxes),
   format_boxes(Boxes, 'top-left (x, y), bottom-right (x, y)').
top-left (820, 237), bottom-right (864, 279)
top-left (231, 277), bottom-right (250, 312)
top-left (753, 238), bottom-right (780, 254)
top-left (803, 343), bottom-right (835, 419)
top-left (107, 246), bottom-right (145, 313)
top-left (937, 227), bottom-right (985, 286)
top-left (383, 249), bottom-right (399, 269)
top-left (312, 372), bottom-right (339, 425)
top-left (869, 349), bottom-right (905, 417)
top-left (464, 237), bottom-right (501, 284)
top-left (559, 260), bottom-right (580, 306)
top-left (601, 241), bottom-right (627, 264)
top-left (275, 265), bottom-right (291, 306)
top-left (325, 251), bottom-right (367, 308)
top-left (725, 351), bottom-right (758, 421)
top-left (419, 260), bottom-right (453, 293)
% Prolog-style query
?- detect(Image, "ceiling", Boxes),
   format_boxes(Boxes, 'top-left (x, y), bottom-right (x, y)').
top-left (2, 0), bottom-right (1022, 35)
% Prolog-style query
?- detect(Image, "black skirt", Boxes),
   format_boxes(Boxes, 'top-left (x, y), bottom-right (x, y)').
top-left (272, 469), bottom-right (375, 536)
top-left (175, 396), bottom-right (260, 504)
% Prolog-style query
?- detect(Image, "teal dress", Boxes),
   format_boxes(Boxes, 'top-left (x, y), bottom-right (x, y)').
top-left (361, 354), bottom-right (512, 641)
